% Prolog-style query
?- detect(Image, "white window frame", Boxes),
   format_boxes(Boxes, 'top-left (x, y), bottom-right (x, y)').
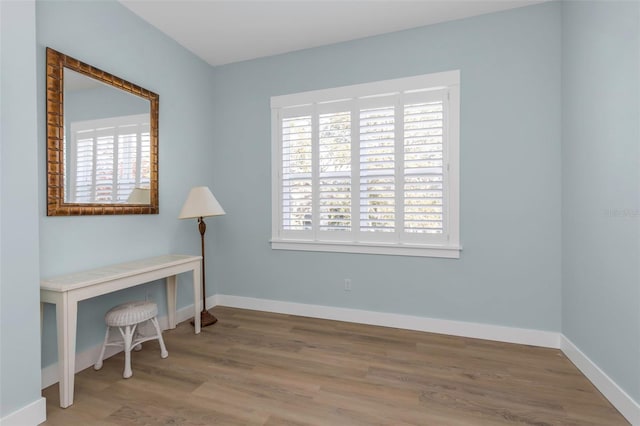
top-left (271, 71), bottom-right (461, 258)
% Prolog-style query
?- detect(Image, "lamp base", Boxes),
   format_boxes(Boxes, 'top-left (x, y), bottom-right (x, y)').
top-left (190, 309), bottom-right (218, 328)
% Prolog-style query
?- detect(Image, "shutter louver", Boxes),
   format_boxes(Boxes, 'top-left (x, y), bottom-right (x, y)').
top-left (319, 111), bottom-right (351, 231)
top-left (404, 101), bottom-right (444, 234)
top-left (282, 116), bottom-right (313, 231)
top-left (359, 106), bottom-right (395, 233)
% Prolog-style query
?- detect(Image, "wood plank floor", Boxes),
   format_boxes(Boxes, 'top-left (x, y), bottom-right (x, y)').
top-left (42, 306), bottom-right (628, 425)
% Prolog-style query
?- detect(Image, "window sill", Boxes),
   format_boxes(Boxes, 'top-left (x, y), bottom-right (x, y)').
top-left (270, 239), bottom-right (461, 259)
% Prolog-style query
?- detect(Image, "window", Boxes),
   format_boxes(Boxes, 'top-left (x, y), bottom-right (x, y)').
top-left (66, 114), bottom-right (151, 203)
top-left (271, 71), bottom-right (460, 258)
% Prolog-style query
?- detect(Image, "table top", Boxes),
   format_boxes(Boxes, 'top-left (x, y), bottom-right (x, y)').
top-left (41, 254), bottom-right (201, 292)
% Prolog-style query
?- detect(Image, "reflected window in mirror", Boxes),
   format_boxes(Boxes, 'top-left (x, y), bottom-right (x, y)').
top-left (66, 113), bottom-right (151, 203)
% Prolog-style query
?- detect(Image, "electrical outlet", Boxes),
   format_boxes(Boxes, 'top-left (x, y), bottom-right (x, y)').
top-left (344, 278), bottom-right (352, 292)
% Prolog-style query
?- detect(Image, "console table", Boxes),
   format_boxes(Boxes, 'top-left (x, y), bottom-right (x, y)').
top-left (40, 254), bottom-right (202, 408)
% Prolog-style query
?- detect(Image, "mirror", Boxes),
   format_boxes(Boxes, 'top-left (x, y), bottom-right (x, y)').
top-left (46, 48), bottom-right (159, 215)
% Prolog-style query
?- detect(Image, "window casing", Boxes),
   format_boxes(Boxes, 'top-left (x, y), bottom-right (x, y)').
top-left (271, 71), bottom-right (460, 258)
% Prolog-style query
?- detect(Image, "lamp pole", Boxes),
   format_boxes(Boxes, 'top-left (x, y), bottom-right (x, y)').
top-left (198, 217), bottom-right (216, 325)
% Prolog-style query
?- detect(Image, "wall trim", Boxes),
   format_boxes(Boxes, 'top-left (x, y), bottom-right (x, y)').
top-left (0, 397), bottom-right (46, 426)
top-left (561, 335), bottom-right (640, 425)
top-left (41, 303), bottom-right (195, 389)
top-left (41, 340), bottom-right (120, 390)
top-left (214, 294), bottom-right (561, 348)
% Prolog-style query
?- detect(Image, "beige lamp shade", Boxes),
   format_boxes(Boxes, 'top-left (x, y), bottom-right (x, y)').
top-left (178, 186), bottom-right (225, 219)
top-left (127, 187), bottom-right (150, 204)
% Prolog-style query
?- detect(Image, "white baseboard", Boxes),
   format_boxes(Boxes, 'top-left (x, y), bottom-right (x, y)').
top-left (561, 335), bottom-right (640, 425)
top-left (41, 341), bottom-right (120, 389)
top-left (0, 397), bottom-right (46, 426)
top-left (214, 294), bottom-right (561, 348)
top-left (41, 303), bottom-right (196, 389)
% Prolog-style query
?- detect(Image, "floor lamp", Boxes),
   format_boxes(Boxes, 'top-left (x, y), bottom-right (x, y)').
top-left (179, 186), bottom-right (225, 327)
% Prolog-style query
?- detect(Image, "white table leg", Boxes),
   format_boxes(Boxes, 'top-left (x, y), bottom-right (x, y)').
top-left (166, 275), bottom-right (177, 329)
top-left (193, 266), bottom-right (201, 334)
top-left (57, 294), bottom-right (77, 408)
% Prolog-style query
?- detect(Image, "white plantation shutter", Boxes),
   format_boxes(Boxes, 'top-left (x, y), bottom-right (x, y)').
top-left (73, 132), bottom-right (95, 202)
top-left (319, 111), bottom-right (351, 232)
top-left (68, 114), bottom-right (150, 203)
top-left (272, 71), bottom-right (460, 257)
top-left (94, 133), bottom-right (115, 202)
top-left (281, 115), bottom-right (313, 231)
top-left (139, 132), bottom-right (151, 187)
top-left (403, 99), bottom-right (444, 235)
top-left (359, 106), bottom-right (395, 234)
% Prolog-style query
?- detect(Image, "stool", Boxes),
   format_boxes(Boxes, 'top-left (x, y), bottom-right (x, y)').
top-left (94, 300), bottom-right (168, 378)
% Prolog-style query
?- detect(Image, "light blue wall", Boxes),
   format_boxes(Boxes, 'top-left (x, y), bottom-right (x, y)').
top-left (0, 0), bottom-right (43, 417)
top-left (562, 0), bottom-right (640, 402)
top-left (66, 84), bottom-right (149, 125)
top-left (37, 0), bottom-right (219, 368)
top-left (210, 2), bottom-right (563, 331)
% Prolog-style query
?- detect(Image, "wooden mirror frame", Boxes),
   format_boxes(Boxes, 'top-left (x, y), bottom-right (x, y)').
top-left (46, 47), bottom-right (159, 216)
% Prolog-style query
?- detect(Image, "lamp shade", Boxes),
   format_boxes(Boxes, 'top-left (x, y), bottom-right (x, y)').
top-left (127, 187), bottom-right (150, 204)
top-left (178, 186), bottom-right (225, 219)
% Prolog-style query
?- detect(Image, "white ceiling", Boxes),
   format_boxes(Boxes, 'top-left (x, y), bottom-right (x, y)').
top-left (120, 0), bottom-right (545, 67)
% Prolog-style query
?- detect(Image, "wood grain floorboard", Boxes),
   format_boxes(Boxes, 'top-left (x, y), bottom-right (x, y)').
top-left (42, 306), bottom-right (629, 425)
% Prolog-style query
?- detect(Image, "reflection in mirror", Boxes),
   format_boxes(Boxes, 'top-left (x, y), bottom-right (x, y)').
top-left (46, 48), bottom-right (159, 215)
top-left (63, 69), bottom-right (151, 204)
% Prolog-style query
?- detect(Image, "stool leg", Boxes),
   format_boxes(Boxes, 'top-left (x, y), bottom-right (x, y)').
top-left (94, 326), bottom-right (110, 370)
top-left (133, 326), bottom-right (142, 351)
top-left (120, 325), bottom-right (135, 379)
top-left (150, 317), bottom-right (168, 358)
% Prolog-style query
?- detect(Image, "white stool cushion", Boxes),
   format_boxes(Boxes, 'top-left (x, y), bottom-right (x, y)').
top-left (105, 301), bottom-right (158, 327)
